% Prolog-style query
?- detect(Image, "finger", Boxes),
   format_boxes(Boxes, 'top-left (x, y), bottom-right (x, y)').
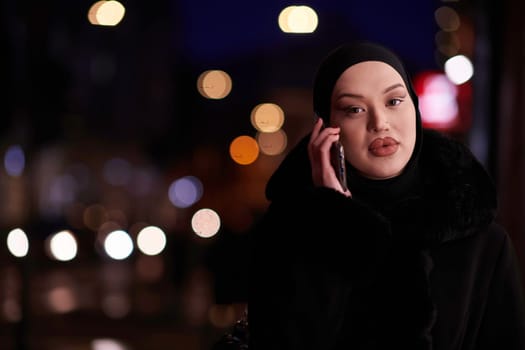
top-left (309, 117), bottom-right (324, 143)
top-left (308, 117), bottom-right (324, 158)
top-left (311, 126), bottom-right (340, 152)
top-left (318, 133), bottom-right (340, 168)
top-left (309, 132), bottom-right (340, 181)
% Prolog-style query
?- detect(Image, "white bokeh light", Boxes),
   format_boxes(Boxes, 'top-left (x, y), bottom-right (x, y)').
top-left (444, 55), bottom-right (474, 85)
top-left (49, 230), bottom-right (78, 261)
top-left (7, 228), bottom-right (29, 258)
top-left (104, 230), bottom-right (134, 260)
top-left (136, 226), bottom-right (167, 256)
top-left (95, 1), bottom-right (126, 26)
top-left (278, 6), bottom-right (318, 33)
top-left (191, 208), bottom-right (221, 238)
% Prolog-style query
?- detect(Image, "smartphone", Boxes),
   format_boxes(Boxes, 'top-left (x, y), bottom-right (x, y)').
top-left (316, 113), bottom-right (348, 192)
top-left (330, 140), bottom-right (348, 192)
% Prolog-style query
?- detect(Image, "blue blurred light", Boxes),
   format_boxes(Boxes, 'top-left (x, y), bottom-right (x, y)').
top-left (168, 176), bottom-right (203, 208)
top-left (4, 145), bottom-right (25, 177)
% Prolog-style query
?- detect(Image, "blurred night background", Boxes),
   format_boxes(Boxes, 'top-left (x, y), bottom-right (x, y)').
top-left (1, 0), bottom-right (524, 349)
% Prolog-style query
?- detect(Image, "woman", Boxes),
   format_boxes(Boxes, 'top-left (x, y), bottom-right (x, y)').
top-left (248, 42), bottom-right (525, 349)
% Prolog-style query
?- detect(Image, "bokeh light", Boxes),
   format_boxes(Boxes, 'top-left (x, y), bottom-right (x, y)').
top-left (49, 174), bottom-right (77, 207)
top-left (278, 6), bottom-right (294, 32)
top-left (4, 145), bottom-right (25, 177)
top-left (48, 230), bottom-right (78, 262)
top-left (47, 286), bottom-right (77, 313)
top-left (84, 204), bottom-right (109, 231)
top-left (104, 230), bottom-right (134, 260)
top-left (197, 70), bottom-right (232, 99)
top-left (88, 1), bottom-right (105, 24)
top-left (168, 175), bottom-right (203, 208)
top-left (229, 135), bottom-right (259, 165)
top-left (278, 6), bottom-right (318, 33)
top-left (435, 31), bottom-right (460, 57)
top-left (191, 208), bottom-right (221, 238)
top-left (92, 338), bottom-right (129, 350)
top-left (444, 54), bottom-right (474, 85)
top-left (7, 228), bottom-right (29, 258)
top-left (415, 72), bottom-right (458, 125)
top-left (250, 103), bottom-right (285, 133)
top-left (103, 158), bottom-right (131, 186)
top-left (136, 226), bottom-right (166, 256)
top-left (3, 299), bottom-right (21, 322)
top-left (256, 129), bottom-right (288, 156)
top-left (88, 0), bottom-right (126, 26)
top-left (101, 293), bottom-right (131, 319)
top-left (434, 6), bottom-right (460, 32)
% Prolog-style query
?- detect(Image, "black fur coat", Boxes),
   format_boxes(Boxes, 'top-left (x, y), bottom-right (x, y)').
top-left (248, 129), bottom-right (525, 350)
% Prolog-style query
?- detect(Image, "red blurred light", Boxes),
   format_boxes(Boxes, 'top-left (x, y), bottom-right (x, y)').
top-left (413, 70), bottom-right (472, 133)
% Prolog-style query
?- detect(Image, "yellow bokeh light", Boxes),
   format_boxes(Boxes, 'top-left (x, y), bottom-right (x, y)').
top-left (197, 70), bottom-right (232, 99)
top-left (87, 1), bottom-right (106, 25)
top-left (278, 6), bottom-right (318, 33)
top-left (191, 208), bottom-right (221, 238)
top-left (92, 0), bottom-right (126, 26)
top-left (250, 103), bottom-right (285, 133)
top-left (229, 135), bottom-right (259, 165)
top-left (278, 6), bottom-right (295, 32)
top-left (256, 129), bottom-right (288, 156)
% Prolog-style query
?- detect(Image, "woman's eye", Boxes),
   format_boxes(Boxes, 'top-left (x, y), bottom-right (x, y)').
top-left (345, 106), bottom-right (364, 114)
top-left (388, 98), bottom-right (402, 106)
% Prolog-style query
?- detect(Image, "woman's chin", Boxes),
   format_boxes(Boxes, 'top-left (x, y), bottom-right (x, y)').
top-left (359, 167), bottom-right (404, 180)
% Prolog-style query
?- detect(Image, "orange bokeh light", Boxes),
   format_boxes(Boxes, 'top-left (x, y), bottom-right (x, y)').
top-left (229, 135), bottom-right (259, 165)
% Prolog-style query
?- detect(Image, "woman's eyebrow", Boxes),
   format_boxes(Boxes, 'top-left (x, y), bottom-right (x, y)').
top-left (336, 83), bottom-right (406, 101)
top-left (336, 92), bottom-right (363, 100)
top-left (383, 83), bottom-right (405, 94)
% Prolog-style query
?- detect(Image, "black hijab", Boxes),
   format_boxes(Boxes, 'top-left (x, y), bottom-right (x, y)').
top-left (313, 41), bottom-right (423, 214)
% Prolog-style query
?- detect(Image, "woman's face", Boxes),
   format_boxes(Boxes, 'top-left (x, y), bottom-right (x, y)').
top-left (330, 61), bottom-right (417, 180)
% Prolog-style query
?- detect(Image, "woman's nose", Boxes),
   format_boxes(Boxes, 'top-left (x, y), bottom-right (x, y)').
top-left (368, 108), bottom-right (390, 132)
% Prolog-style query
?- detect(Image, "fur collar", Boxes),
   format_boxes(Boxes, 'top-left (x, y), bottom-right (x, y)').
top-left (265, 129), bottom-right (498, 245)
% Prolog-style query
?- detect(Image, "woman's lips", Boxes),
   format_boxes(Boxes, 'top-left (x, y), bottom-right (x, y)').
top-left (368, 137), bottom-right (399, 157)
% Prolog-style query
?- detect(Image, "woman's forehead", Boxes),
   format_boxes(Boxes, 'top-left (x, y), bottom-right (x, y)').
top-left (333, 61), bottom-right (407, 92)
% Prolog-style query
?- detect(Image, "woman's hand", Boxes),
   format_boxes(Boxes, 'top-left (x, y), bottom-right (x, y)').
top-left (308, 118), bottom-right (351, 197)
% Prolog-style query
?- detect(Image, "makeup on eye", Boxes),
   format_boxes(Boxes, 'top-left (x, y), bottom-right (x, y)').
top-left (335, 105), bottom-right (365, 115)
top-left (347, 106), bottom-right (365, 113)
top-left (387, 98), bottom-right (403, 106)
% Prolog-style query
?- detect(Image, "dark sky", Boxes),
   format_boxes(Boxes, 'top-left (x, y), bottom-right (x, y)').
top-left (176, 0), bottom-right (439, 70)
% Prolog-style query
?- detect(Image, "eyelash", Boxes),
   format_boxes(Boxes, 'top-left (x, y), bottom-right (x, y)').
top-left (343, 98), bottom-right (404, 114)
top-left (345, 106), bottom-right (364, 114)
top-left (388, 98), bottom-right (403, 106)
